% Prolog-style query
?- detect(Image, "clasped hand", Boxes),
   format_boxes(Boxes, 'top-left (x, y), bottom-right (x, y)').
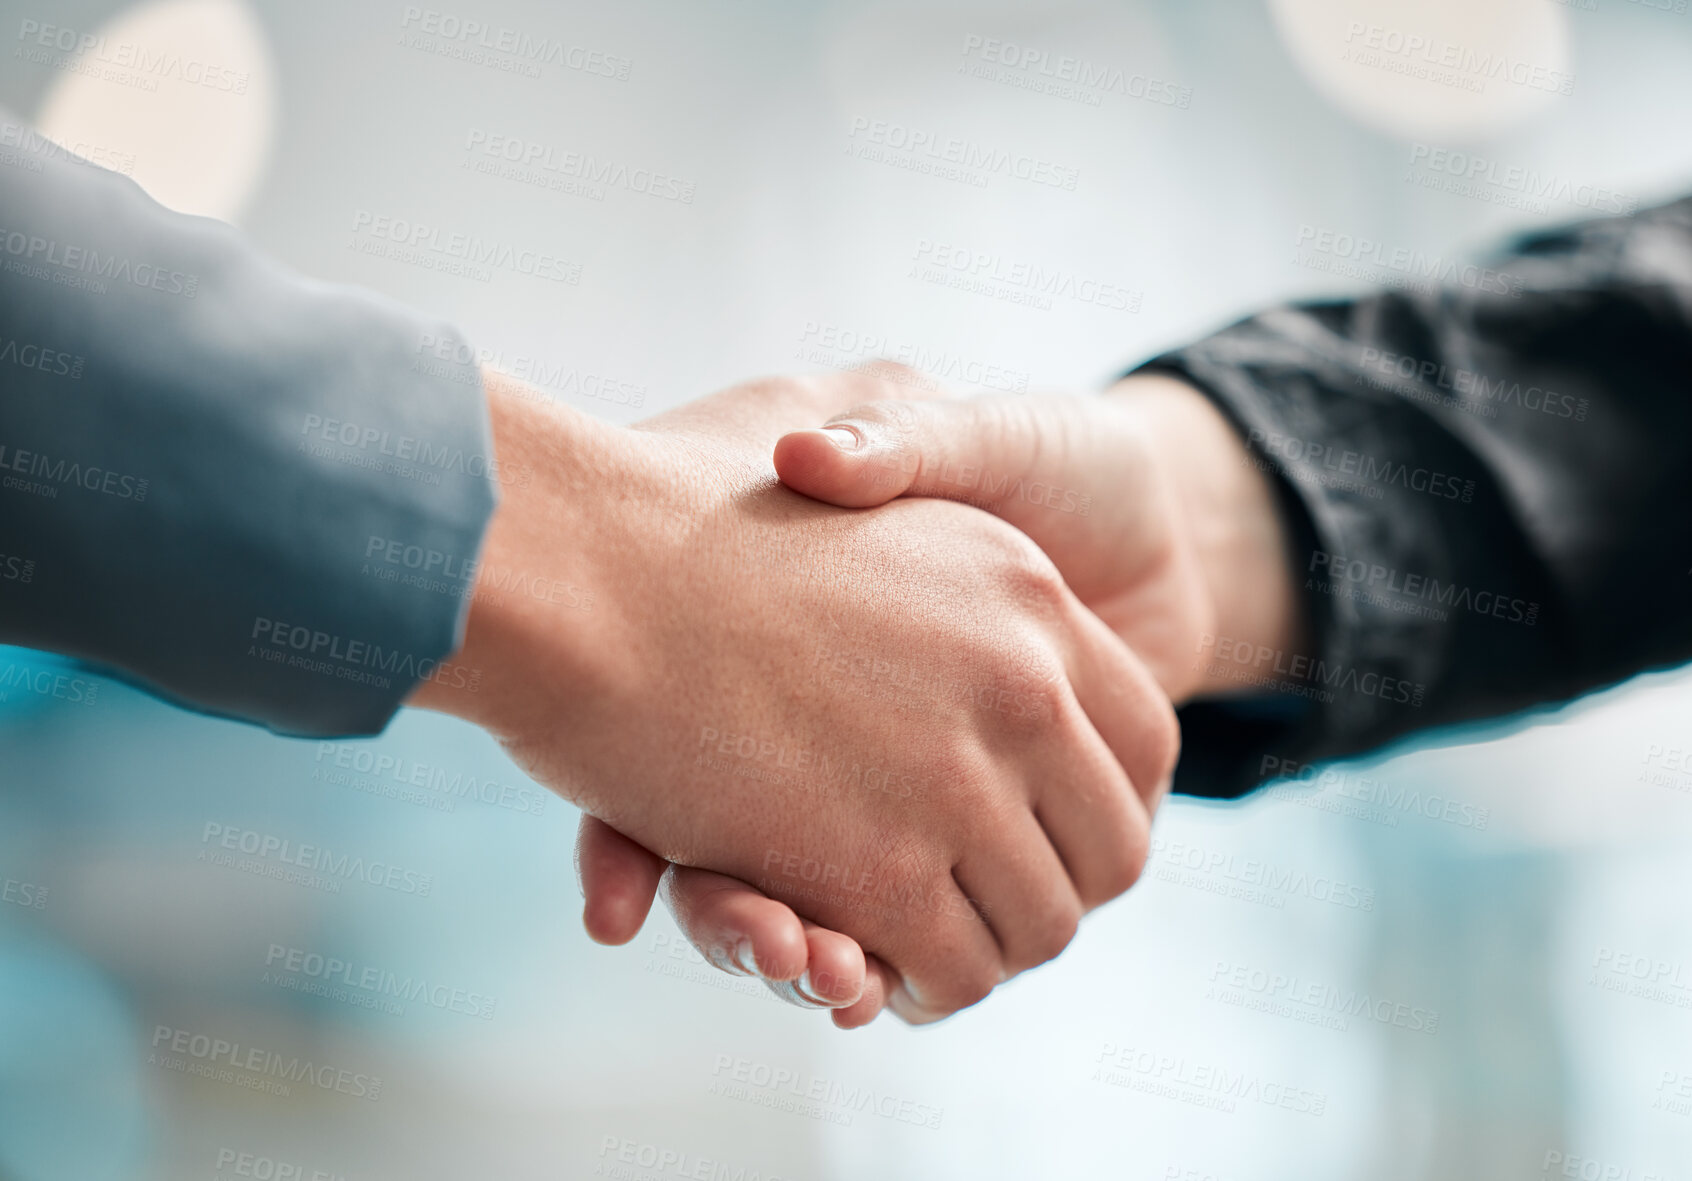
top-left (415, 365), bottom-right (1296, 1026)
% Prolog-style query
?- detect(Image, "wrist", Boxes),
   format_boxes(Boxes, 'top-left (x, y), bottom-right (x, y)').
top-left (407, 371), bottom-right (626, 738)
top-left (1110, 374), bottom-right (1310, 701)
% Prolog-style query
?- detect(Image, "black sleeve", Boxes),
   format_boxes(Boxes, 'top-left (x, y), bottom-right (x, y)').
top-left (1137, 195), bottom-right (1692, 799)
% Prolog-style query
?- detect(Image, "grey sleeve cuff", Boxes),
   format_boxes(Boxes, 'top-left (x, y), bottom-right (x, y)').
top-left (0, 129), bottom-right (500, 737)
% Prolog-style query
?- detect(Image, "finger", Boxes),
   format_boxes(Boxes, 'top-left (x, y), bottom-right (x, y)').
top-left (761, 920), bottom-right (867, 1009)
top-left (774, 394), bottom-right (1075, 517)
top-left (886, 974), bottom-right (974, 1026)
top-left (1028, 702), bottom-right (1152, 911)
top-left (658, 864), bottom-right (811, 983)
top-left (743, 832), bottom-right (1006, 1025)
top-left (575, 816), bottom-right (667, 945)
top-left (833, 953), bottom-right (897, 1029)
top-left (1064, 601), bottom-right (1182, 816)
top-left (1020, 606), bottom-right (1177, 914)
top-left (953, 815), bottom-right (1083, 976)
top-left (870, 871), bottom-right (1005, 1023)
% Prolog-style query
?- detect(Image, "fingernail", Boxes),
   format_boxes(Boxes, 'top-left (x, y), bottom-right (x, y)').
top-left (821, 426), bottom-right (860, 450)
top-left (733, 939), bottom-right (759, 976)
top-left (793, 969), bottom-right (830, 1006)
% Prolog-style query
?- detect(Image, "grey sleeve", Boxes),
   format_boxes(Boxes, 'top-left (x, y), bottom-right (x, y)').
top-left (0, 124), bottom-right (500, 737)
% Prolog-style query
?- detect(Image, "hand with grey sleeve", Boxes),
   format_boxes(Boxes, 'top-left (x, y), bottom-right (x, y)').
top-left (0, 122), bottom-right (1178, 1026)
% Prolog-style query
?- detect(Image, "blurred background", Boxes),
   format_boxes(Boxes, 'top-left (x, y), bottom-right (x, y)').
top-left (3, 0), bottom-right (1692, 1177)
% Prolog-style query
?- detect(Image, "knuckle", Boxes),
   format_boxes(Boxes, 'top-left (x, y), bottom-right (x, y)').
top-left (834, 400), bottom-right (925, 480)
top-left (1143, 696), bottom-right (1182, 786)
top-left (959, 642), bottom-right (1069, 743)
top-left (1022, 666), bottom-right (1074, 727)
top-left (994, 538), bottom-right (1070, 612)
top-left (918, 743), bottom-right (995, 809)
top-left (931, 739), bottom-right (1034, 836)
top-left (1021, 898), bottom-right (1082, 970)
top-left (932, 959), bottom-right (998, 1013)
top-left (995, 628), bottom-right (1067, 682)
top-left (1098, 815), bottom-right (1151, 902)
top-left (1013, 674), bottom-right (1072, 745)
top-left (837, 398), bottom-right (918, 435)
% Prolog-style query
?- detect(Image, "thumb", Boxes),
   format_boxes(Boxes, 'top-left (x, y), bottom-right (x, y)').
top-left (774, 394), bottom-right (1062, 515)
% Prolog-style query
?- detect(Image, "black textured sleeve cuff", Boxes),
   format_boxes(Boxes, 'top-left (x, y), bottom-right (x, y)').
top-left (1132, 298), bottom-right (1566, 798)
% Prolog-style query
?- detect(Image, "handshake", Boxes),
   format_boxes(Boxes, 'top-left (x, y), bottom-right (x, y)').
top-left (409, 363), bottom-right (1305, 1026)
